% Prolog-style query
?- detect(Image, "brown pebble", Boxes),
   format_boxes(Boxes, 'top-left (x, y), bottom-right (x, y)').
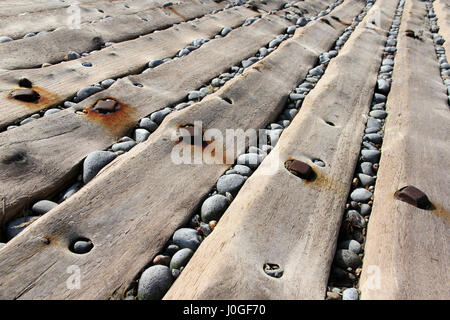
top-left (326, 291), bottom-right (341, 300)
top-left (209, 220), bottom-right (217, 230)
top-left (93, 99), bottom-right (119, 113)
top-left (152, 255), bottom-right (170, 266)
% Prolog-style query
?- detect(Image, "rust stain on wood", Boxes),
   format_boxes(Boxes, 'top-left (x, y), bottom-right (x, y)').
top-left (6, 86), bottom-right (60, 110)
top-left (167, 7), bottom-right (187, 21)
top-left (83, 97), bottom-right (136, 136)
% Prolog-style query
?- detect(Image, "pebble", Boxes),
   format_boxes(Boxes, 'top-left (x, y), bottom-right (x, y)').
top-left (357, 173), bottom-right (375, 187)
top-left (173, 228), bottom-right (202, 250)
top-left (134, 128), bottom-right (151, 143)
top-left (361, 149), bottom-right (381, 163)
top-left (233, 164), bottom-right (252, 176)
top-left (373, 93), bottom-right (386, 104)
top-left (82, 62), bottom-right (92, 67)
top-left (0, 36), bottom-right (13, 43)
top-left (338, 239), bottom-right (361, 254)
top-left (83, 151), bottom-right (117, 183)
top-left (342, 288), bottom-right (359, 300)
top-left (188, 91), bottom-right (200, 100)
top-left (164, 244), bottom-right (180, 257)
top-left (359, 162), bottom-right (374, 175)
top-left (369, 110), bottom-right (387, 119)
top-left (201, 194), bottom-right (230, 223)
top-left (216, 174), bottom-right (246, 196)
top-left (360, 203), bottom-right (372, 216)
top-left (364, 133), bottom-right (382, 144)
top-left (367, 118), bottom-right (381, 131)
top-left (148, 59), bottom-right (164, 68)
top-left (377, 79), bottom-right (390, 94)
top-left (150, 108), bottom-right (172, 124)
top-left (67, 51), bottom-right (81, 60)
top-left (31, 200), bottom-right (58, 215)
top-left (221, 27), bottom-right (232, 37)
top-left (101, 79), bottom-right (115, 89)
top-left (346, 210), bottom-right (366, 228)
top-left (61, 182), bottom-right (82, 201)
top-left (153, 255), bottom-right (171, 266)
top-left (309, 65), bottom-right (324, 77)
top-left (335, 249), bottom-right (362, 269)
top-left (286, 26), bottom-right (297, 34)
top-left (64, 101), bottom-right (76, 108)
top-left (236, 153), bottom-right (262, 169)
top-left (20, 117), bottom-right (35, 125)
top-left (296, 17), bottom-right (308, 26)
top-left (170, 248), bottom-right (194, 270)
top-left (73, 240), bottom-right (93, 253)
top-left (6, 216), bottom-right (40, 240)
top-left (111, 140), bottom-right (136, 152)
top-left (178, 48), bottom-right (190, 57)
top-left (76, 86), bottom-right (103, 101)
top-left (44, 108), bottom-right (61, 116)
top-left (139, 118), bottom-right (158, 132)
top-left (350, 188), bottom-right (372, 202)
top-left (0, 243), bottom-right (4, 249)
top-left (137, 265), bottom-right (173, 300)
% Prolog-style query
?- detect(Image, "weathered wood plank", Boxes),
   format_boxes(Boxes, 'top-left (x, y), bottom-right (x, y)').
top-left (0, 0), bottom-right (337, 226)
top-left (434, 0), bottom-right (450, 55)
top-left (0, 1), bottom-right (363, 299)
top-left (0, 0), bottom-right (226, 70)
top-left (0, 0), bottom-right (175, 39)
top-left (359, 0), bottom-right (450, 300)
top-left (0, 6), bottom-right (257, 129)
top-left (164, 0), bottom-right (399, 300)
top-left (0, 12), bottom-right (292, 226)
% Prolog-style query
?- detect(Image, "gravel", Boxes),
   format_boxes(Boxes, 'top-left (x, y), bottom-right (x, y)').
top-left (338, 240), bottom-right (361, 254)
top-left (76, 86), bottom-right (103, 101)
top-left (73, 240), bottom-right (93, 254)
top-left (111, 140), bottom-right (136, 152)
top-left (361, 149), bottom-right (381, 163)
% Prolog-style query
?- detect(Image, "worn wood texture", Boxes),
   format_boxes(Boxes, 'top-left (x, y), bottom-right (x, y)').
top-left (0, 0), bottom-right (171, 39)
top-left (434, 0), bottom-right (450, 55)
top-left (164, 0), bottom-right (399, 300)
top-left (0, 1), bottom-right (363, 299)
top-left (0, 0), bottom-right (226, 70)
top-left (359, 0), bottom-right (450, 300)
top-left (0, 6), bottom-right (257, 129)
top-left (0, 12), bottom-right (296, 226)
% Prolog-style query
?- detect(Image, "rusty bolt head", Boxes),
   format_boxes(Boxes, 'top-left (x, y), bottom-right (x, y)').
top-left (285, 159), bottom-right (315, 180)
top-left (9, 88), bottom-right (40, 103)
top-left (93, 99), bottom-right (120, 114)
top-left (394, 185), bottom-right (431, 209)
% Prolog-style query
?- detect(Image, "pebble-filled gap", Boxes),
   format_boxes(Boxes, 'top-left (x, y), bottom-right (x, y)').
top-left (427, 0), bottom-right (450, 106)
top-left (325, 0), bottom-right (405, 301)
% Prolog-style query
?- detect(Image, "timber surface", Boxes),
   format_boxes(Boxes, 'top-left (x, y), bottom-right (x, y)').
top-left (359, 0), bottom-right (450, 300)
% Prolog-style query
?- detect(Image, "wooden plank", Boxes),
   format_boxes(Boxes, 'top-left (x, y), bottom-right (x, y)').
top-left (359, 0), bottom-right (450, 300)
top-left (164, 0), bottom-right (400, 300)
top-left (434, 0), bottom-right (450, 56)
top-left (0, 0), bottom-right (175, 39)
top-left (0, 0), bottom-right (226, 70)
top-left (0, 0), bottom-right (337, 227)
top-left (0, 6), bottom-right (258, 129)
top-left (0, 1), bottom-right (363, 299)
top-left (0, 13), bottom-right (291, 226)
